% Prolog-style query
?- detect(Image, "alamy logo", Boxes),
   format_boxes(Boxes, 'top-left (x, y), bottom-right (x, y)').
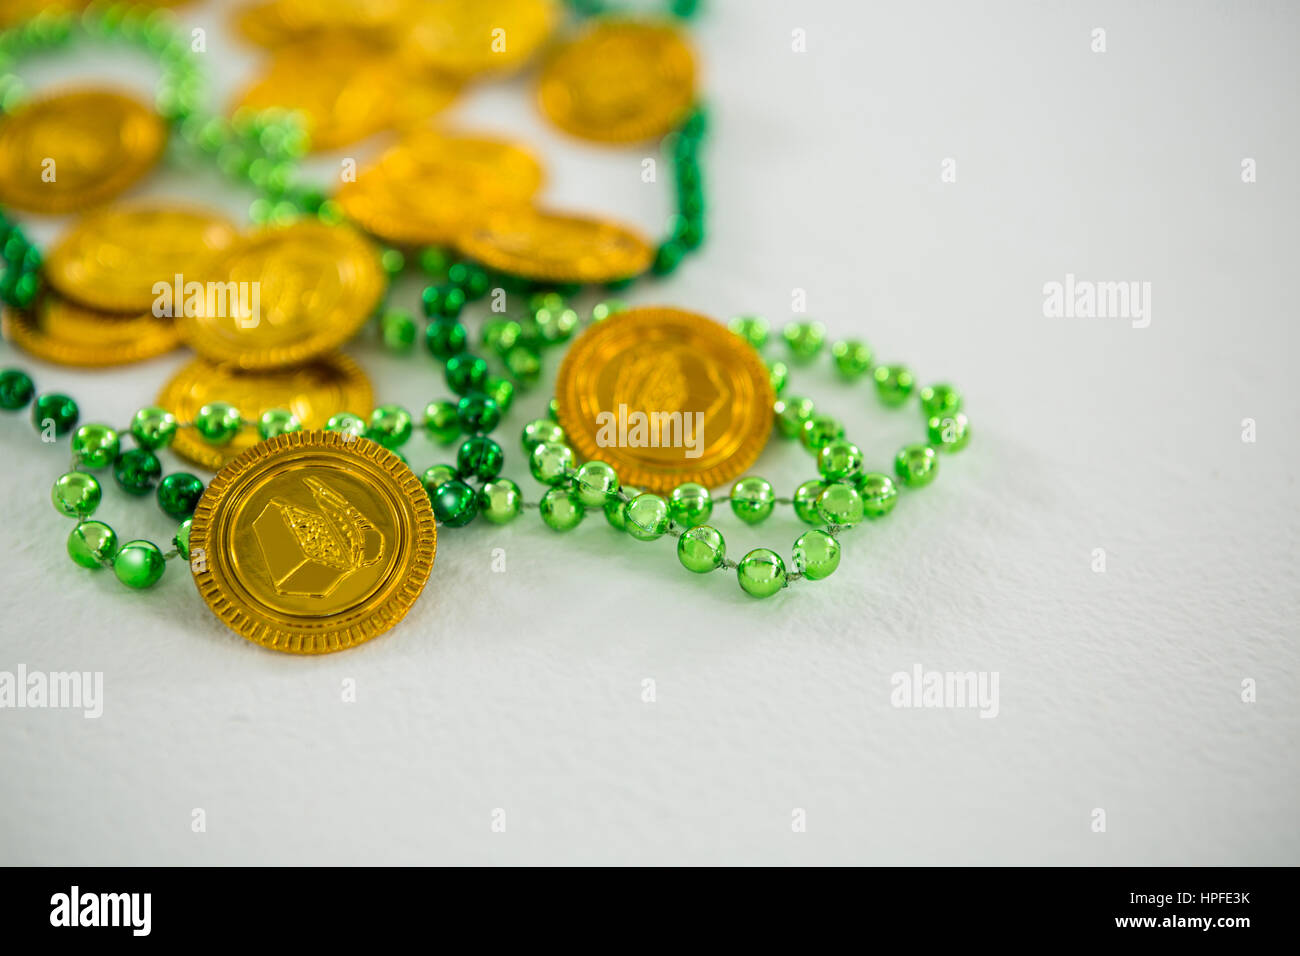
top-left (890, 664), bottom-right (1000, 718)
top-left (0, 665), bottom-right (102, 718)
top-left (594, 404), bottom-right (705, 459)
top-left (152, 274), bottom-right (261, 328)
top-left (50, 886), bottom-right (151, 936)
top-left (1042, 273), bottom-right (1151, 328)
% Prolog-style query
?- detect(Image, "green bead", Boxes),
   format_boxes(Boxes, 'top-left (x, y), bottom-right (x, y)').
top-left (113, 448), bottom-right (162, 495)
top-left (445, 354), bottom-right (489, 395)
top-left (668, 481), bottom-right (712, 527)
top-left (920, 383), bottom-right (962, 419)
top-left (775, 396), bottom-right (815, 439)
top-left (873, 364), bottom-right (915, 406)
top-left (380, 308), bottom-right (417, 352)
top-left (419, 246), bottom-right (450, 276)
top-left (421, 464), bottom-right (458, 497)
top-left (677, 525), bottom-right (725, 573)
top-left (70, 424), bottom-right (120, 469)
top-left (730, 476), bottom-right (775, 524)
top-left (793, 530), bottom-right (840, 580)
top-left (800, 414), bottom-right (844, 451)
top-left (539, 486), bottom-right (584, 531)
top-left (32, 393), bottom-right (78, 436)
top-left (457, 435), bottom-right (504, 481)
top-left (0, 368), bottom-right (35, 409)
top-left (728, 314), bottom-right (768, 349)
top-left (895, 443), bottom-right (939, 487)
top-left (173, 518), bottom-right (193, 561)
top-left (368, 404), bottom-right (413, 448)
top-left (604, 487), bottom-right (639, 530)
top-left (535, 304), bottom-right (579, 343)
top-left (573, 460), bottom-right (619, 507)
top-left (421, 284), bottom-right (466, 320)
top-left (423, 400), bottom-right (460, 443)
top-left (479, 478), bottom-right (523, 524)
top-left (130, 407), bottom-right (177, 449)
top-left (457, 393), bottom-right (500, 433)
top-left (67, 520), bottom-right (117, 569)
top-left (737, 548), bottom-right (787, 598)
top-left (505, 344), bottom-right (541, 385)
top-left (928, 413), bottom-right (970, 452)
top-left (484, 376), bottom-right (515, 412)
top-left (324, 411), bottom-right (367, 438)
top-left (431, 479), bottom-right (478, 527)
top-left (529, 440), bottom-right (573, 485)
top-left (547, 397), bottom-right (560, 420)
top-left (591, 299), bottom-right (627, 322)
top-left (625, 493), bottom-right (670, 541)
top-left (782, 321), bottom-right (825, 361)
top-left (482, 318), bottom-right (522, 355)
top-left (425, 317), bottom-right (468, 359)
top-left (817, 439), bottom-right (863, 481)
top-left (792, 479), bottom-right (825, 525)
top-left (768, 359), bottom-right (789, 396)
top-left (831, 339), bottom-right (873, 380)
top-left (380, 248), bottom-right (405, 276)
top-left (651, 240), bottom-right (684, 275)
top-left (521, 418), bottom-right (565, 452)
top-left (857, 472), bottom-right (899, 518)
top-left (113, 540), bottom-right (166, 589)
top-left (257, 407), bottom-right (301, 440)
top-left (156, 472), bottom-right (204, 520)
top-left (51, 471), bottom-right (101, 518)
top-left (195, 402), bottom-right (241, 444)
top-left (817, 481), bottom-right (865, 526)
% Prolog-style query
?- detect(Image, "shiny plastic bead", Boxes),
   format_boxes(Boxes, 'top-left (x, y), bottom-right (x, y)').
top-left (604, 487), bottom-right (639, 530)
top-left (536, 304), bottom-right (579, 343)
top-left (800, 414), bottom-right (844, 451)
top-left (928, 413), bottom-right (970, 452)
top-left (113, 540), bottom-right (166, 589)
top-left (380, 308), bottom-right (417, 351)
top-left (573, 460), bottom-right (619, 507)
top-left (32, 393), bottom-right (78, 436)
top-left (668, 482), bottom-right (712, 527)
top-left (817, 482), bottom-right (865, 526)
top-left (425, 317), bottom-right (468, 359)
top-left (173, 518), bottom-right (193, 561)
top-left (0, 369), bottom-right (35, 410)
top-left (540, 486), bottom-right (584, 530)
top-left (67, 520), bottom-right (117, 569)
top-left (678, 525), bottom-right (725, 573)
top-left (114, 448), bottom-right (162, 496)
top-left (130, 407), bottom-right (177, 449)
top-left (70, 424), bottom-right (119, 469)
top-left (51, 471), bottom-right (101, 518)
top-left (522, 418), bottom-right (565, 452)
top-left (529, 440), bottom-right (573, 485)
top-left (920, 383), bottom-right (962, 419)
top-left (768, 359), bottom-right (789, 395)
top-left (258, 407), bottom-right (301, 440)
top-left (457, 436), bottom-right (504, 481)
top-left (445, 354), bottom-right (489, 395)
top-left (482, 318), bottom-right (522, 355)
top-left (479, 478), bottom-right (523, 524)
top-left (895, 443), bottom-right (939, 487)
top-left (857, 472), bottom-right (898, 518)
top-left (423, 401), bottom-right (460, 443)
top-left (831, 340), bottom-right (873, 380)
top-left (422, 285), bottom-right (466, 320)
top-left (431, 478), bottom-right (478, 526)
top-left (873, 364), bottom-right (915, 406)
top-left (817, 439), bottom-right (863, 481)
top-left (793, 530), bottom-right (840, 580)
top-left (547, 397), bottom-right (561, 420)
top-left (421, 464), bottom-right (458, 497)
top-left (737, 548), bottom-right (787, 598)
top-left (368, 404), bottom-right (413, 448)
top-left (591, 299), bottom-right (627, 322)
top-left (730, 476), bottom-right (775, 524)
top-left (157, 472), bottom-right (204, 520)
top-left (625, 493), bottom-right (670, 540)
top-left (457, 393), bottom-right (500, 434)
top-left (324, 411), bottom-right (366, 438)
top-left (483, 377), bottom-right (515, 413)
top-left (783, 321), bottom-right (825, 361)
top-left (792, 479), bottom-right (825, 525)
top-left (775, 397), bottom-right (815, 439)
top-left (505, 345), bottom-right (541, 385)
top-left (194, 402), bottom-right (241, 444)
top-left (728, 314), bottom-right (768, 349)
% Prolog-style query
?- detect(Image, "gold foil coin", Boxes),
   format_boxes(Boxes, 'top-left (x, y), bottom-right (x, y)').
top-left (402, 0), bottom-right (558, 78)
top-left (44, 204), bottom-right (240, 313)
top-left (158, 352), bottom-right (374, 471)
top-left (555, 306), bottom-right (775, 493)
top-left (0, 88), bottom-right (165, 214)
top-left (176, 220), bottom-right (385, 369)
top-left (538, 20), bottom-right (697, 144)
top-left (2, 293), bottom-right (180, 367)
top-left (455, 207), bottom-right (653, 283)
top-left (189, 430), bottom-right (436, 654)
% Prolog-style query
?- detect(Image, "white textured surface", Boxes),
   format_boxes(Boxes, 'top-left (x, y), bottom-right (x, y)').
top-left (1, 0), bottom-right (1297, 865)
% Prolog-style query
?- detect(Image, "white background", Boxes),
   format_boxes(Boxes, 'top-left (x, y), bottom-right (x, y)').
top-left (1, 0), bottom-right (1296, 865)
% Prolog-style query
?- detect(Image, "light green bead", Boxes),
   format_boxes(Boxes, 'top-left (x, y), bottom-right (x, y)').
top-left (793, 530), bottom-right (840, 580)
top-left (257, 407), bottom-right (301, 440)
top-left (737, 548), bottom-right (787, 598)
top-left (730, 476), bottom-right (775, 524)
top-left (625, 493), bottom-right (670, 541)
top-left (479, 478), bottom-right (523, 524)
top-left (51, 471), bottom-right (101, 518)
top-left (484, 376), bottom-right (515, 412)
top-left (783, 320), bottom-right (826, 361)
top-left (195, 402), bottom-right (242, 444)
top-left (591, 299), bottom-right (627, 322)
top-left (529, 440), bottom-right (574, 485)
top-left (668, 482), bottom-right (712, 527)
top-left (928, 413), bottom-right (970, 452)
top-left (67, 520), bottom-right (116, 569)
top-left (775, 396), bottom-right (814, 439)
top-left (895, 443), bottom-right (939, 487)
top-left (113, 540), bottom-right (166, 589)
top-left (817, 482), bottom-right (865, 526)
top-left (920, 383), bottom-right (962, 419)
top-left (792, 479), bottom-right (825, 525)
top-left (421, 464), bottom-right (458, 497)
top-left (873, 364), bottom-right (915, 406)
top-left (831, 340), bottom-right (873, 380)
top-left (70, 424), bottom-right (120, 469)
top-left (423, 400), bottom-right (460, 443)
top-left (522, 418), bottom-right (565, 452)
top-left (539, 486), bottom-right (584, 531)
top-left (800, 414), bottom-right (844, 451)
top-left (857, 472), bottom-right (898, 518)
top-left (677, 525), bottom-right (725, 573)
top-left (173, 518), bottom-right (193, 561)
top-left (547, 397), bottom-right (560, 421)
top-left (767, 359), bottom-right (789, 395)
top-left (728, 314), bottom-right (768, 349)
top-left (573, 460), bottom-right (619, 507)
top-left (130, 407), bottom-right (177, 450)
top-left (817, 439), bottom-right (863, 481)
top-left (604, 487), bottom-right (640, 530)
top-left (368, 404), bottom-right (413, 448)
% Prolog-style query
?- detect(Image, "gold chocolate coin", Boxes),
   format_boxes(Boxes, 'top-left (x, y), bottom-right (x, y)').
top-left (44, 204), bottom-right (239, 313)
top-left (555, 307), bottom-right (775, 493)
top-left (159, 352), bottom-right (374, 471)
top-left (176, 220), bottom-right (385, 369)
top-left (455, 207), bottom-right (653, 283)
top-left (538, 20), bottom-right (696, 144)
top-left (402, 0), bottom-right (558, 78)
top-left (2, 294), bottom-right (180, 367)
top-left (0, 88), bottom-right (165, 214)
top-left (189, 430), bottom-right (436, 654)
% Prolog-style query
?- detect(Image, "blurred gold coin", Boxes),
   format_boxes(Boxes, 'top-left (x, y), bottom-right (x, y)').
top-left (189, 430), bottom-right (435, 654)
top-left (2, 293), bottom-right (180, 367)
top-left (0, 88), bottom-right (165, 214)
top-left (538, 19), bottom-right (696, 143)
top-left (159, 352), bottom-right (374, 471)
top-left (176, 220), bottom-right (385, 370)
top-left (555, 307), bottom-right (775, 493)
top-left (234, 0), bottom-right (415, 47)
top-left (402, 0), bottom-right (558, 77)
top-left (455, 207), bottom-right (653, 283)
top-left (44, 205), bottom-right (239, 314)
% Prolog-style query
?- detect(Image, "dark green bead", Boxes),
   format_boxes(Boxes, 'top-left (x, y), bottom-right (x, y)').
top-left (423, 400), bottom-right (460, 443)
top-left (737, 548), bottom-right (787, 598)
top-left (421, 464), bottom-right (458, 498)
top-left (484, 376), bottom-right (515, 412)
top-left (173, 518), bottom-right (193, 562)
top-left (445, 354), bottom-right (489, 395)
top-left (425, 317), bottom-right (468, 359)
top-left (324, 412), bottom-right (367, 438)
top-left (421, 284), bottom-right (465, 319)
top-left (651, 240), bottom-right (685, 275)
top-left (31, 393), bottom-right (78, 437)
top-left (367, 404), bottom-right (413, 448)
top-left (113, 448), bottom-right (162, 495)
top-left (539, 486), bottom-right (584, 531)
top-left (113, 540), bottom-right (166, 589)
top-left (431, 479), bottom-right (478, 527)
top-left (419, 246), bottom-right (450, 277)
top-left (157, 472), bottom-right (204, 520)
top-left (505, 345), bottom-right (541, 386)
top-left (669, 212), bottom-right (704, 250)
top-left (677, 525), bottom-right (725, 573)
top-left (457, 393), bottom-right (501, 433)
top-left (457, 436), bottom-right (504, 481)
top-left (0, 368), bottom-right (34, 410)
top-left (130, 407), bottom-right (177, 449)
top-left (70, 424), bottom-right (120, 469)
top-left (380, 308), bottom-right (417, 352)
top-left (482, 318), bottom-right (522, 355)
top-left (194, 402), bottom-right (241, 444)
top-left (51, 471), bottom-right (101, 518)
top-left (67, 521), bottom-right (117, 569)
top-left (257, 407), bottom-right (301, 440)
